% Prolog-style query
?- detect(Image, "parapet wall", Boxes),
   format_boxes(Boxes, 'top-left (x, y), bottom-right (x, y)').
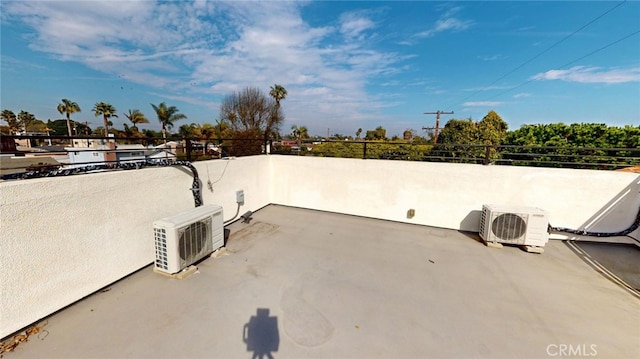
top-left (269, 156), bottom-right (640, 239)
top-left (1, 155), bottom-right (638, 339)
top-left (0, 156), bottom-right (270, 339)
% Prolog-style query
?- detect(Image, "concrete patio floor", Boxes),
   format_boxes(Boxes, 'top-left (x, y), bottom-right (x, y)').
top-left (6, 205), bottom-right (640, 358)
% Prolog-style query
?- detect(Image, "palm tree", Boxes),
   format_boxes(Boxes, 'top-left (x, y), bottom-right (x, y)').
top-left (18, 111), bottom-right (36, 132)
top-left (291, 125), bottom-right (308, 146)
top-left (92, 102), bottom-right (118, 137)
top-left (356, 128), bottom-right (362, 139)
top-left (269, 84), bottom-right (287, 109)
top-left (267, 84), bottom-right (287, 146)
top-left (198, 123), bottom-right (216, 140)
top-left (214, 119), bottom-right (230, 135)
top-left (150, 102), bottom-right (186, 141)
top-left (123, 109), bottom-right (149, 132)
top-left (179, 123), bottom-right (196, 138)
top-left (1, 109), bottom-right (19, 134)
top-left (57, 99), bottom-right (81, 144)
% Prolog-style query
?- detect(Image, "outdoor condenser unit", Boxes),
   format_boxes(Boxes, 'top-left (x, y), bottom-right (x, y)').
top-left (479, 204), bottom-right (549, 248)
top-left (153, 204), bottom-right (224, 274)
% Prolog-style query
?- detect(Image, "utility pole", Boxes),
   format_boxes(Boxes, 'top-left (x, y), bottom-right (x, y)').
top-left (84, 121), bottom-right (91, 147)
top-left (422, 110), bottom-right (453, 144)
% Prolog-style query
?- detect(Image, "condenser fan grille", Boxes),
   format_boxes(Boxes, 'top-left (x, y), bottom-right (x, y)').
top-left (178, 219), bottom-right (211, 261)
top-left (491, 213), bottom-right (527, 241)
top-left (479, 205), bottom-right (548, 247)
top-left (153, 204), bottom-right (224, 275)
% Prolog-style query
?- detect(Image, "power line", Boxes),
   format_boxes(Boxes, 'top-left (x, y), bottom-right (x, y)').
top-left (450, 0), bottom-right (628, 108)
top-left (549, 30), bottom-right (639, 71)
top-left (483, 29), bottom-right (640, 101)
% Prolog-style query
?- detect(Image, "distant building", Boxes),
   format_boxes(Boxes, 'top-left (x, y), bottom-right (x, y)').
top-left (154, 141), bottom-right (181, 154)
top-left (114, 144), bottom-right (147, 163)
top-left (0, 156), bottom-right (60, 177)
top-left (66, 146), bottom-right (113, 168)
top-left (146, 147), bottom-right (177, 160)
top-left (1, 136), bottom-right (63, 176)
top-left (14, 131), bottom-right (53, 147)
top-left (66, 143), bottom-right (175, 168)
top-left (1, 136), bottom-right (19, 154)
top-left (72, 138), bottom-right (113, 148)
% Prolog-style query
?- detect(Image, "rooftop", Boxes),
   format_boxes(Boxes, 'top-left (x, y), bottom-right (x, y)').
top-left (5, 205), bottom-right (640, 358)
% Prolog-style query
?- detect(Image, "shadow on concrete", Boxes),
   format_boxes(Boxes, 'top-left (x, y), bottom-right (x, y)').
top-left (564, 241), bottom-right (640, 298)
top-left (552, 175), bottom-right (640, 244)
top-left (243, 308), bottom-right (279, 359)
top-left (559, 176), bottom-right (640, 297)
top-left (457, 230), bottom-right (485, 245)
top-left (459, 209), bottom-right (482, 232)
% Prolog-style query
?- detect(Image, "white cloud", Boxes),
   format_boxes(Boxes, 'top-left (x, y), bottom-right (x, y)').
top-left (463, 85), bottom-right (511, 92)
top-left (463, 101), bottom-right (504, 107)
top-left (415, 7), bottom-right (473, 38)
top-left (513, 93), bottom-right (531, 98)
top-left (339, 12), bottom-right (376, 39)
top-left (3, 1), bottom-right (409, 135)
top-left (532, 66), bottom-right (640, 84)
top-left (0, 55), bottom-right (46, 72)
top-left (477, 54), bottom-right (505, 61)
top-left (516, 26), bottom-right (536, 32)
top-left (148, 92), bottom-right (218, 111)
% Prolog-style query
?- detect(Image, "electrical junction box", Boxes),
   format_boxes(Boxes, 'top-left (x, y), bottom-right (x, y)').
top-left (236, 190), bottom-right (244, 205)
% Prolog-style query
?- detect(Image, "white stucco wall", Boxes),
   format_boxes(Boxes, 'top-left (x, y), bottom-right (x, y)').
top-left (0, 156), bottom-right (270, 339)
top-left (1, 154), bottom-right (638, 339)
top-left (269, 156), bottom-right (640, 237)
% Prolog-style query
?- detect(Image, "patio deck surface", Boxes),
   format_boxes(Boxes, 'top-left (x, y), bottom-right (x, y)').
top-left (6, 205), bottom-right (639, 358)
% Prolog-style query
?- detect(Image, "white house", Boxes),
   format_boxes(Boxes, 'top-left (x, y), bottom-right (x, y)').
top-left (66, 143), bottom-right (175, 168)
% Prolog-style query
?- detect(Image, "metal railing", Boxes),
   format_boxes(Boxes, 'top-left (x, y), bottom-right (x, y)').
top-left (273, 140), bottom-right (640, 170)
top-left (1, 135), bottom-right (639, 179)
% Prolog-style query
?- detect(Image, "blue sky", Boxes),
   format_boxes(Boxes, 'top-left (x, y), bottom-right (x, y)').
top-left (1, 1), bottom-right (639, 137)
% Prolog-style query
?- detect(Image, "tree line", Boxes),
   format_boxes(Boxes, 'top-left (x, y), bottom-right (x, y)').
top-left (306, 111), bottom-right (639, 168)
top-left (1, 101), bottom-right (185, 143)
top-left (0, 84), bottom-right (288, 154)
top-left (2, 91), bottom-right (637, 163)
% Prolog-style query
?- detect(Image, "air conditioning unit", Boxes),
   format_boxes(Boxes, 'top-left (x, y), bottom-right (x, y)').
top-left (479, 204), bottom-right (549, 248)
top-left (153, 204), bottom-right (224, 274)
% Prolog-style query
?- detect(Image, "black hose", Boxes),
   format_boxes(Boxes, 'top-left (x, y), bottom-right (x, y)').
top-left (549, 205), bottom-right (640, 239)
top-left (0, 159), bottom-right (203, 207)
